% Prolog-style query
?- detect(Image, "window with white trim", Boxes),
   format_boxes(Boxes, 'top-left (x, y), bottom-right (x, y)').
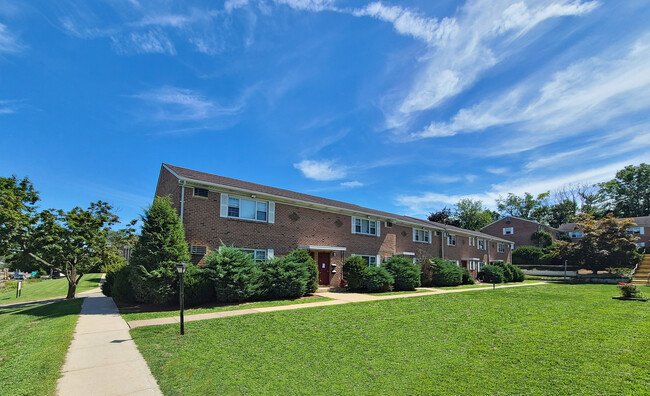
top-left (638, 242), bottom-right (646, 247)
top-left (469, 261), bottom-right (475, 270)
top-left (447, 234), bottom-right (456, 246)
top-left (193, 187), bottom-right (209, 198)
top-left (354, 218), bottom-right (377, 236)
top-left (469, 237), bottom-right (475, 246)
top-left (240, 249), bottom-right (267, 262)
top-left (503, 227), bottom-right (514, 235)
top-left (413, 229), bottom-right (431, 243)
top-left (228, 197), bottom-right (268, 221)
top-left (356, 255), bottom-right (378, 267)
top-left (628, 227), bottom-right (644, 235)
top-left (478, 262), bottom-right (486, 271)
top-left (478, 239), bottom-right (486, 250)
top-left (497, 243), bottom-right (505, 253)
top-left (569, 231), bottom-right (583, 238)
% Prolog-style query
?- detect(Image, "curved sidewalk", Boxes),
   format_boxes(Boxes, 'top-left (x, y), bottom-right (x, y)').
top-left (56, 292), bottom-right (162, 396)
top-left (127, 282), bottom-right (547, 329)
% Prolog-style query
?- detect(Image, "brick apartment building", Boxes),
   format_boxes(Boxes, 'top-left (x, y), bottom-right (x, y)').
top-left (558, 216), bottom-right (650, 247)
top-left (481, 216), bottom-right (561, 248)
top-left (155, 164), bottom-right (513, 286)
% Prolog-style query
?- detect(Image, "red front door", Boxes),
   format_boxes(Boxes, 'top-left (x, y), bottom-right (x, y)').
top-left (318, 252), bottom-right (330, 285)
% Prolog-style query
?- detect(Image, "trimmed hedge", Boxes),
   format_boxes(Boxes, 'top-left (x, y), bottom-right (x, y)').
top-left (491, 261), bottom-right (525, 283)
top-left (343, 256), bottom-right (369, 291)
top-left (263, 255), bottom-right (312, 299)
top-left (382, 256), bottom-right (420, 291)
top-left (461, 268), bottom-right (476, 285)
top-left (478, 265), bottom-right (505, 283)
top-left (428, 258), bottom-right (464, 287)
top-left (205, 246), bottom-right (266, 303)
top-left (512, 246), bottom-right (544, 265)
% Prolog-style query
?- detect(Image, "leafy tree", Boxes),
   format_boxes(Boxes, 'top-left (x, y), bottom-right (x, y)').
top-left (496, 192), bottom-right (549, 222)
top-left (129, 195), bottom-right (191, 304)
top-left (531, 230), bottom-right (553, 248)
top-left (548, 199), bottom-right (577, 228)
top-left (1, 176), bottom-right (122, 298)
top-left (454, 199), bottom-right (499, 231)
top-left (553, 214), bottom-right (641, 274)
top-left (599, 163), bottom-right (650, 217)
top-left (427, 207), bottom-right (461, 227)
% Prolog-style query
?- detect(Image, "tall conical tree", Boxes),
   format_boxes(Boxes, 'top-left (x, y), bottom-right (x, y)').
top-left (130, 195), bottom-right (190, 304)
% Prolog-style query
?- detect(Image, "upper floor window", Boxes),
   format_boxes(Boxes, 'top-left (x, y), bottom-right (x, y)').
top-left (413, 229), bottom-right (431, 243)
top-left (503, 227), bottom-right (514, 235)
top-left (355, 255), bottom-right (378, 267)
top-left (478, 239), bottom-right (486, 250)
top-left (353, 217), bottom-right (378, 236)
top-left (469, 237), bottom-right (475, 246)
top-left (569, 231), bottom-right (583, 238)
top-left (628, 227), bottom-right (644, 235)
top-left (240, 249), bottom-right (268, 262)
top-left (447, 234), bottom-right (456, 246)
top-left (193, 187), bottom-right (209, 198)
top-left (228, 197), bottom-right (268, 221)
top-left (497, 243), bottom-right (505, 253)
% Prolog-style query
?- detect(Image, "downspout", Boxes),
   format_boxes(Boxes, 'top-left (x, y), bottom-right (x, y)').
top-left (180, 180), bottom-right (187, 224)
top-left (441, 226), bottom-right (446, 260)
top-left (487, 239), bottom-right (491, 263)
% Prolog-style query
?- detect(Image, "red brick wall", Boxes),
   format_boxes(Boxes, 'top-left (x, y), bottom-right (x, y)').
top-left (157, 171), bottom-right (512, 285)
top-left (481, 217), bottom-right (553, 248)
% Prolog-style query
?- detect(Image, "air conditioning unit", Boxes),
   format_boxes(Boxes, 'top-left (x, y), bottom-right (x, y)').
top-left (190, 245), bottom-right (207, 255)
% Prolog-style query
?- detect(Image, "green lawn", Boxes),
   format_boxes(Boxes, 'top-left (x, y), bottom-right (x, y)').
top-left (367, 289), bottom-right (430, 296)
top-left (0, 273), bottom-right (102, 304)
top-left (434, 279), bottom-right (543, 290)
top-left (131, 284), bottom-right (650, 395)
top-left (121, 296), bottom-right (333, 322)
top-left (0, 299), bottom-right (83, 396)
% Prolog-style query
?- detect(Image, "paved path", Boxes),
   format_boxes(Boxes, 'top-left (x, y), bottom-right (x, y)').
top-left (127, 282), bottom-right (547, 329)
top-left (57, 292), bottom-right (162, 396)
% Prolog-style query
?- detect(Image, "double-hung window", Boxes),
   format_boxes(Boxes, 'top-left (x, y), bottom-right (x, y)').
top-left (354, 218), bottom-right (377, 236)
top-left (503, 227), bottom-right (514, 235)
top-left (628, 227), bottom-right (644, 235)
top-left (497, 243), bottom-right (505, 253)
top-left (356, 255), bottom-right (378, 266)
top-left (413, 229), bottom-right (430, 243)
top-left (447, 234), bottom-right (456, 246)
top-left (228, 197), bottom-right (268, 221)
top-left (478, 239), bottom-right (486, 250)
top-left (240, 249), bottom-right (267, 262)
top-left (469, 237), bottom-right (475, 246)
top-left (569, 231), bottom-right (583, 238)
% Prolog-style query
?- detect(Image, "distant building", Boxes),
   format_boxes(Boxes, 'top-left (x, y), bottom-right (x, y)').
top-left (481, 216), bottom-right (560, 249)
top-left (558, 216), bottom-right (650, 247)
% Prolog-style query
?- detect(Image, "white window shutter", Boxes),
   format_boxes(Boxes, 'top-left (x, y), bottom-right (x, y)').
top-left (412, 228), bottom-right (416, 242)
top-left (220, 193), bottom-right (229, 217)
top-left (351, 216), bottom-right (356, 233)
top-left (640, 228), bottom-right (645, 235)
top-left (376, 255), bottom-right (381, 266)
top-left (267, 249), bottom-right (274, 259)
top-left (429, 231), bottom-right (432, 244)
top-left (376, 220), bottom-right (380, 237)
top-left (268, 202), bottom-right (275, 223)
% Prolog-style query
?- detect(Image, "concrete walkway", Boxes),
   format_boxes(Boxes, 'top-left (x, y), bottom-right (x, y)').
top-left (127, 282), bottom-right (547, 329)
top-left (56, 292), bottom-right (162, 396)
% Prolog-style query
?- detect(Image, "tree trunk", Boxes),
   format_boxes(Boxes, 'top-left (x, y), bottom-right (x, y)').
top-left (66, 281), bottom-right (77, 299)
top-left (66, 265), bottom-right (77, 299)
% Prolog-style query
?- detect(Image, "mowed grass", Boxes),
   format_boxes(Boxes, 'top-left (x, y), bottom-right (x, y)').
top-left (0, 299), bottom-right (83, 396)
top-left (121, 296), bottom-right (333, 322)
top-left (0, 273), bottom-right (102, 304)
top-left (434, 279), bottom-right (543, 290)
top-left (131, 284), bottom-right (650, 395)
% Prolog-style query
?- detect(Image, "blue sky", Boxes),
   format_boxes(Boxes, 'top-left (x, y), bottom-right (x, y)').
top-left (2, 0), bottom-right (650, 225)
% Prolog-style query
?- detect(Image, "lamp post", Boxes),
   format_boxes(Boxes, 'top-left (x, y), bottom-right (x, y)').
top-left (175, 262), bottom-right (188, 335)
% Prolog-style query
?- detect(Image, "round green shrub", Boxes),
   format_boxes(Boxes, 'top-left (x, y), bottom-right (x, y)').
top-left (461, 267), bottom-right (475, 285)
top-left (280, 249), bottom-right (318, 294)
top-left (263, 255), bottom-right (311, 299)
top-left (183, 265), bottom-right (215, 306)
top-left (382, 256), bottom-right (420, 291)
top-left (491, 261), bottom-right (513, 282)
top-left (204, 246), bottom-right (265, 303)
top-left (110, 265), bottom-right (136, 303)
top-left (364, 266), bottom-right (394, 292)
top-left (419, 258), bottom-right (435, 287)
top-left (430, 258), bottom-right (463, 287)
top-left (478, 265), bottom-right (505, 283)
top-left (343, 256), bottom-right (369, 291)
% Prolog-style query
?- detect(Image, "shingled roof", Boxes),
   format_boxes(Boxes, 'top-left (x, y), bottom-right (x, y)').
top-left (162, 163), bottom-right (512, 243)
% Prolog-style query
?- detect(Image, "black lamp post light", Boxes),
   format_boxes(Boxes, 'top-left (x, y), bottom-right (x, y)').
top-left (175, 262), bottom-right (188, 335)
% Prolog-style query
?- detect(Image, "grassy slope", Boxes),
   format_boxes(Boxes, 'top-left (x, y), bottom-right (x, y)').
top-left (121, 296), bottom-right (333, 322)
top-left (0, 299), bottom-right (83, 396)
top-left (132, 284), bottom-right (650, 395)
top-left (0, 273), bottom-right (102, 304)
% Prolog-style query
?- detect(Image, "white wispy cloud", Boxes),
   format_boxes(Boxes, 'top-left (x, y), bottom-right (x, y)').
top-left (130, 86), bottom-right (246, 122)
top-left (350, 1), bottom-right (599, 129)
top-left (0, 22), bottom-right (25, 53)
top-left (111, 29), bottom-right (176, 55)
top-left (341, 180), bottom-right (364, 188)
top-left (294, 160), bottom-right (347, 181)
top-left (274, 0), bottom-right (335, 12)
top-left (395, 155), bottom-right (649, 215)
top-left (485, 167), bottom-right (508, 175)
top-left (409, 32), bottom-right (650, 155)
top-left (0, 99), bottom-right (25, 114)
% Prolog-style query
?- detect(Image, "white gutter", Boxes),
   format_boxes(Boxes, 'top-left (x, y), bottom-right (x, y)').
top-left (180, 180), bottom-right (186, 224)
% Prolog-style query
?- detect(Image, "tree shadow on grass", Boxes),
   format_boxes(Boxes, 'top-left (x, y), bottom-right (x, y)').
top-left (0, 298), bottom-right (83, 320)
